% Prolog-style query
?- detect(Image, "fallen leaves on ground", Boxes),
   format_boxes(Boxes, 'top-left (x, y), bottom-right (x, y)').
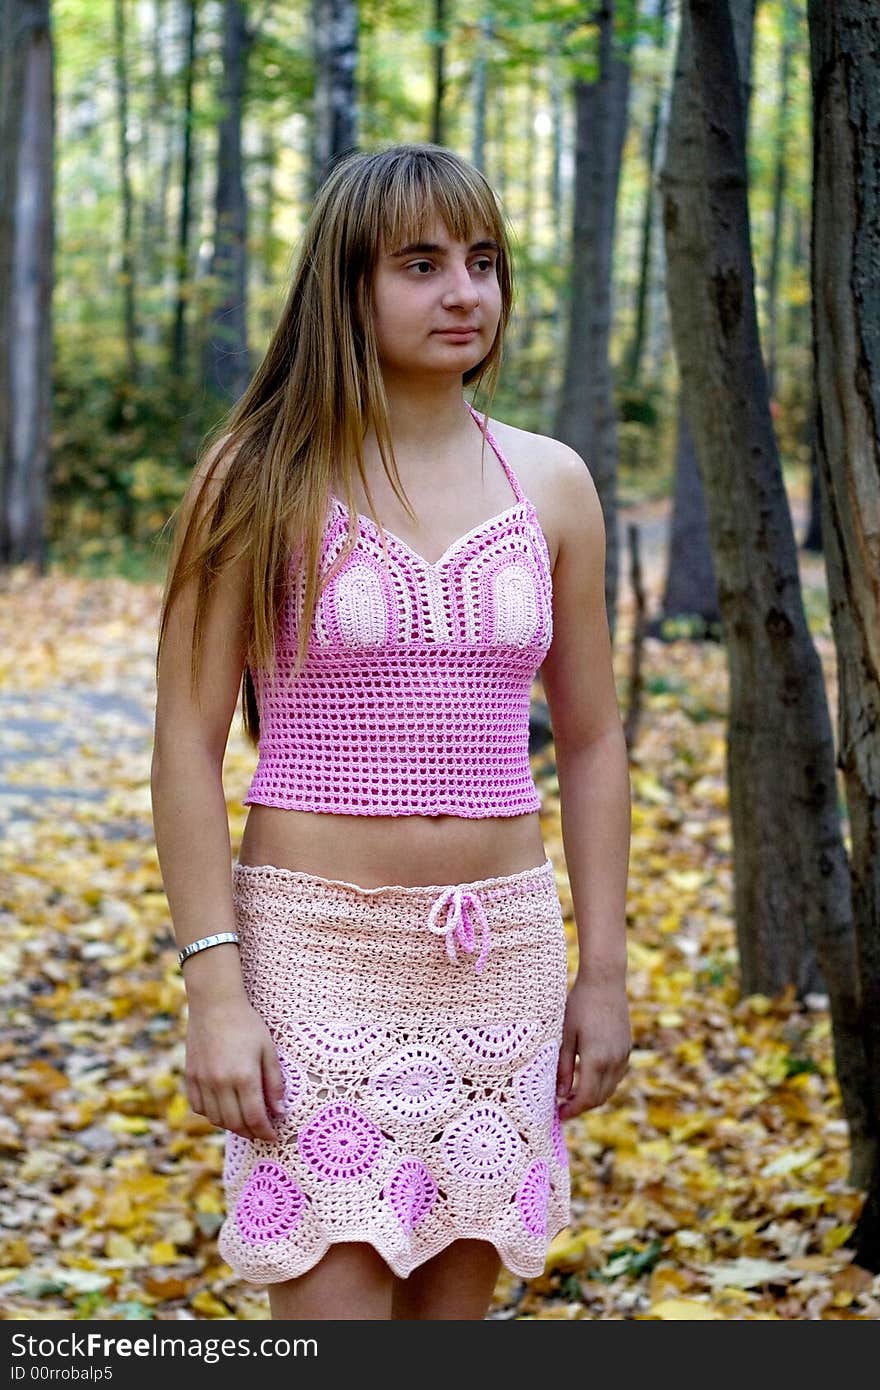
top-left (0, 549), bottom-right (876, 1321)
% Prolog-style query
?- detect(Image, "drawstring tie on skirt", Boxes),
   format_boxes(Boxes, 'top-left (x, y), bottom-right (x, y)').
top-left (427, 886), bottom-right (491, 974)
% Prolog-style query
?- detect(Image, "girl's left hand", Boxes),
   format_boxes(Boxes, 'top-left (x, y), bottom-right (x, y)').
top-left (556, 974), bottom-right (632, 1120)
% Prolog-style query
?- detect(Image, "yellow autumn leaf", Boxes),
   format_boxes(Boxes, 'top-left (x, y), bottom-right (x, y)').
top-left (646, 1299), bottom-right (725, 1320)
top-left (191, 1290), bottom-right (231, 1318)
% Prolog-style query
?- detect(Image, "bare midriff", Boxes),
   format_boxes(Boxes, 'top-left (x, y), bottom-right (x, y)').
top-left (236, 806), bottom-right (548, 889)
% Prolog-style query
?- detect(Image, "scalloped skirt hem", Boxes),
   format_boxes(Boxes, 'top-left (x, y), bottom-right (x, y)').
top-left (218, 1217), bottom-right (573, 1285)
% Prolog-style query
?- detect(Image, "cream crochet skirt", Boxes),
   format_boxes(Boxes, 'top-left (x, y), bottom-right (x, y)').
top-left (217, 856), bottom-right (571, 1283)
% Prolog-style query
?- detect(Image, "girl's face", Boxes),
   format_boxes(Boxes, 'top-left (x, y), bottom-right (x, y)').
top-left (369, 217), bottom-right (503, 380)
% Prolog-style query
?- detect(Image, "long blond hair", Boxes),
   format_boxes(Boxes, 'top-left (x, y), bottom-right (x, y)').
top-left (156, 143), bottom-right (516, 748)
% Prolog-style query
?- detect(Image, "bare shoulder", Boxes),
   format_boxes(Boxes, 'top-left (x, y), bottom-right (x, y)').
top-left (484, 417), bottom-right (602, 571)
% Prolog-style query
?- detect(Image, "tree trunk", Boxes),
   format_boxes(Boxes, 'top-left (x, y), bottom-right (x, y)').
top-left (555, 2), bottom-right (630, 639)
top-left (430, 0), bottom-right (446, 146)
top-left (808, 0), bottom-right (880, 1261)
top-left (203, 0), bottom-right (253, 404)
top-left (171, 0), bottom-right (197, 381)
top-left (112, 0), bottom-right (138, 386)
top-left (659, 3), bottom-right (868, 1171)
top-left (471, 14), bottom-right (489, 173)
top-left (764, 0), bottom-right (795, 404)
top-left (656, 395), bottom-right (721, 633)
top-left (0, 0), bottom-right (54, 571)
top-left (311, 0), bottom-right (358, 195)
top-left (622, 0), bottom-right (668, 388)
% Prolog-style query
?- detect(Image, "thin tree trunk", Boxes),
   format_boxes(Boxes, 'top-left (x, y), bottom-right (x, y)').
top-left (656, 396), bottom-right (720, 633)
top-left (171, 0), bottom-right (197, 381)
top-left (765, 0), bottom-right (795, 403)
top-left (622, 0), bottom-right (668, 388)
top-left (555, 2), bottom-right (630, 638)
top-left (549, 35), bottom-right (564, 262)
top-left (113, 0), bottom-right (138, 385)
top-left (0, 0), bottom-right (54, 571)
top-left (203, 0), bottom-right (252, 403)
top-left (471, 13), bottom-right (490, 173)
top-left (430, 0), bottom-right (446, 145)
top-left (311, 0), bottom-right (358, 196)
top-left (808, 0), bottom-right (880, 1256)
top-left (660, 2), bottom-right (867, 1167)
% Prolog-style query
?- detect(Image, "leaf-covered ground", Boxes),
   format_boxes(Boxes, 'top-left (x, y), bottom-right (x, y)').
top-left (1, 502), bottom-right (877, 1320)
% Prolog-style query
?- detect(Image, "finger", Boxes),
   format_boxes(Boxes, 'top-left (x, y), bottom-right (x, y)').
top-left (561, 1061), bottom-right (604, 1118)
top-left (219, 1089), bottom-right (257, 1142)
top-left (262, 1047), bottom-right (287, 1117)
top-left (187, 1079), bottom-right (206, 1120)
top-left (556, 1035), bottom-right (577, 1103)
top-left (240, 1086), bottom-right (278, 1143)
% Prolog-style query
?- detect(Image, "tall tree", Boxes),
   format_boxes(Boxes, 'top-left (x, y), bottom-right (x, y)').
top-left (660, 0), bottom-right (868, 1159)
top-left (656, 399), bottom-right (720, 632)
top-left (171, 0), bottom-right (198, 381)
top-left (311, 0), bottom-right (358, 195)
top-left (555, 1), bottom-right (631, 636)
top-left (808, 0), bottom-right (880, 1267)
top-left (622, 0), bottom-right (669, 389)
top-left (471, 12), bottom-right (491, 173)
top-left (202, 0), bottom-right (254, 403)
top-left (430, 0), bottom-right (446, 145)
top-left (0, 0), bottom-right (54, 570)
top-left (113, 0), bottom-right (138, 384)
top-left (764, 0), bottom-right (796, 404)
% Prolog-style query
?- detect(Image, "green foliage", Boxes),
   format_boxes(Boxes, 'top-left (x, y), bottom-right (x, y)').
top-left (592, 1238), bottom-right (665, 1282)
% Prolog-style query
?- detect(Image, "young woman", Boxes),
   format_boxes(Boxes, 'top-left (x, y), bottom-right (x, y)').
top-left (151, 143), bottom-right (631, 1321)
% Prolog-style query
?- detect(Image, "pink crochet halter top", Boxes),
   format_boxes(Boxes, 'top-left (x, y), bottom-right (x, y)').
top-left (242, 402), bottom-right (554, 817)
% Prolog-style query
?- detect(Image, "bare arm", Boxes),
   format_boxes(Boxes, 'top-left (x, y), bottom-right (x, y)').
top-left (539, 443), bottom-right (632, 1118)
top-left (151, 443), bottom-right (284, 1141)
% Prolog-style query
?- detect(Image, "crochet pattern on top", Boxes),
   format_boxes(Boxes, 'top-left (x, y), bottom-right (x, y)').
top-left (242, 404), bottom-right (554, 817)
top-left (217, 859), bottom-right (572, 1283)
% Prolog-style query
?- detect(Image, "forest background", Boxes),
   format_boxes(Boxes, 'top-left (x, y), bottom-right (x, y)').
top-left (1, 0), bottom-right (879, 1321)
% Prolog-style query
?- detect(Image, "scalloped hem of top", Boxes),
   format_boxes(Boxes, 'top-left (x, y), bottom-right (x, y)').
top-left (220, 1219), bottom-right (572, 1285)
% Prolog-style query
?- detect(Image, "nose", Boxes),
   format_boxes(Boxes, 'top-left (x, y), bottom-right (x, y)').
top-left (442, 259), bottom-right (480, 309)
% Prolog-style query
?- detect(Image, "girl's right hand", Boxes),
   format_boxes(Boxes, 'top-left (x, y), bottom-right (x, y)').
top-left (184, 994), bottom-right (287, 1141)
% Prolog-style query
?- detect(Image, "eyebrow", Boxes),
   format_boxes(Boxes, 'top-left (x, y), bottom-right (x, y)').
top-left (388, 238), bottom-right (501, 259)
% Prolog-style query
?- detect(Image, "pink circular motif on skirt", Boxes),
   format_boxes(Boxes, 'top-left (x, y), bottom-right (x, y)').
top-left (368, 1045), bottom-right (460, 1121)
top-left (298, 1101), bottom-right (384, 1180)
top-left (234, 1161), bottom-right (307, 1244)
top-left (551, 1107), bottom-right (569, 1167)
top-left (441, 1104), bottom-right (521, 1182)
top-left (386, 1158), bottom-right (438, 1231)
top-left (517, 1159), bottom-right (551, 1237)
top-left (514, 1040), bottom-right (560, 1133)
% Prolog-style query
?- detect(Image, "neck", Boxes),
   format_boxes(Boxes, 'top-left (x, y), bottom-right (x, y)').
top-left (370, 375), bottom-right (476, 451)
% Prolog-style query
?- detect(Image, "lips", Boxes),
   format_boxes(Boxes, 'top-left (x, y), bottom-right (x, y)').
top-left (435, 327), bottom-right (479, 337)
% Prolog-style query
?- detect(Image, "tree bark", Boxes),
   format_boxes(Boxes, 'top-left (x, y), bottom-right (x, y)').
top-left (555, 2), bottom-right (631, 638)
top-left (0, 0), bottom-right (54, 571)
top-left (311, 0), bottom-right (358, 195)
top-left (112, 0), bottom-right (138, 386)
top-left (764, 0), bottom-right (795, 404)
top-left (171, 0), bottom-right (198, 381)
top-left (471, 14), bottom-right (490, 173)
top-left (808, 0), bottom-right (880, 1259)
top-left (656, 395), bottom-right (721, 633)
top-left (622, 0), bottom-right (668, 389)
top-left (203, 0), bottom-right (253, 404)
top-left (430, 0), bottom-right (446, 146)
top-left (659, 3), bottom-right (867, 1175)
